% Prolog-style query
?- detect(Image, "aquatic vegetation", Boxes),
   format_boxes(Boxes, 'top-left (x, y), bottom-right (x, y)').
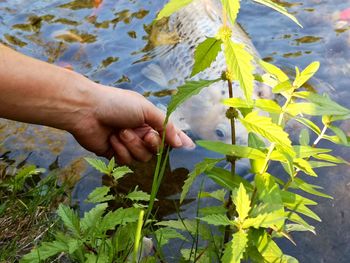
top-left (18, 0), bottom-right (350, 262)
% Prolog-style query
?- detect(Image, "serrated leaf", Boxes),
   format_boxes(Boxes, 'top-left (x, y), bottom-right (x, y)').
top-left (180, 158), bottom-right (222, 203)
top-left (233, 183), bottom-right (251, 222)
top-left (224, 39), bottom-right (255, 102)
top-left (259, 60), bottom-right (289, 82)
top-left (191, 37), bottom-right (222, 77)
top-left (285, 211), bottom-right (316, 234)
top-left (86, 186), bottom-right (113, 203)
top-left (292, 178), bottom-right (332, 199)
top-left (255, 99), bottom-right (282, 114)
top-left (222, 0), bottom-right (240, 25)
top-left (293, 91), bottom-right (350, 116)
top-left (107, 157), bottom-right (115, 172)
top-left (293, 61), bottom-right (320, 88)
top-left (155, 0), bottom-right (193, 20)
top-left (199, 189), bottom-right (227, 203)
top-left (85, 157), bottom-right (109, 174)
top-left (293, 145), bottom-right (331, 158)
top-left (167, 79), bottom-right (219, 117)
top-left (197, 140), bottom-right (266, 159)
top-left (100, 207), bottom-right (140, 232)
top-left (294, 158), bottom-right (318, 177)
top-left (242, 211), bottom-right (285, 229)
top-left (81, 203), bottom-right (108, 232)
top-left (154, 227), bottom-right (187, 247)
top-left (241, 111), bottom-right (294, 156)
top-left (200, 214), bottom-right (232, 226)
top-left (112, 166), bottom-right (132, 180)
top-left (252, 0), bottom-right (302, 27)
top-left (314, 154), bottom-right (349, 165)
top-left (57, 204), bottom-right (80, 236)
top-left (222, 97), bottom-right (253, 109)
top-left (222, 230), bottom-right (248, 263)
top-left (126, 188), bottom-right (151, 201)
top-left (206, 167), bottom-right (253, 192)
top-left (20, 240), bottom-right (69, 263)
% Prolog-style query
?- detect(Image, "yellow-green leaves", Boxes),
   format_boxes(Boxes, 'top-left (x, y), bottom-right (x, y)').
top-left (222, 230), bottom-right (248, 263)
top-left (221, 0), bottom-right (240, 25)
top-left (240, 111), bottom-right (294, 156)
top-left (223, 39), bottom-right (255, 102)
top-left (252, 0), bottom-right (302, 27)
top-left (191, 38), bottom-right (222, 77)
top-left (293, 61), bottom-right (320, 88)
top-left (260, 60), bottom-right (289, 83)
top-left (155, 0), bottom-right (193, 20)
top-left (233, 183), bottom-right (251, 222)
top-left (167, 79), bottom-right (219, 117)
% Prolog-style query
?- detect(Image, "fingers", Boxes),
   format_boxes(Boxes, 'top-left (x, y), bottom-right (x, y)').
top-left (143, 101), bottom-right (195, 148)
top-left (110, 132), bottom-right (153, 165)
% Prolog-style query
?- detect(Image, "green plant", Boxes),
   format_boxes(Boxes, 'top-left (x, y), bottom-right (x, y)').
top-left (21, 0), bottom-right (350, 262)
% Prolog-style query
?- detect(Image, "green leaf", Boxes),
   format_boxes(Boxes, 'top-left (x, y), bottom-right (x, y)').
top-left (197, 140), bottom-right (266, 159)
top-left (222, 0), bottom-right (240, 25)
top-left (198, 205), bottom-right (227, 216)
top-left (293, 91), bottom-right (350, 116)
top-left (154, 227), bottom-right (187, 247)
top-left (126, 187), bottom-right (151, 201)
top-left (222, 230), bottom-right (248, 263)
top-left (294, 158), bottom-right (318, 177)
top-left (85, 253), bottom-right (110, 263)
top-left (240, 111), bottom-right (294, 156)
top-left (200, 214), bottom-right (232, 226)
top-left (286, 102), bottom-right (345, 116)
top-left (242, 211), bottom-right (285, 229)
top-left (191, 37), bottom-right (222, 77)
top-left (206, 167), bottom-right (253, 192)
top-left (57, 204), bottom-right (80, 236)
top-left (107, 157), bottom-right (115, 172)
top-left (81, 203), bottom-right (108, 232)
top-left (85, 157), bottom-right (109, 174)
top-left (112, 166), bottom-right (132, 180)
top-left (222, 97), bottom-right (253, 109)
top-left (20, 240), bottom-right (69, 263)
top-left (329, 125), bottom-right (348, 145)
top-left (155, 0), bottom-right (193, 20)
top-left (299, 128), bottom-right (310, 145)
top-left (86, 186), bottom-right (113, 203)
top-left (199, 189), bottom-right (227, 203)
top-left (233, 183), bottom-right (251, 222)
top-left (292, 178), bottom-right (332, 199)
top-left (255, 99), bottom-right (282, 114)
top-left (281, 191), bottom-right (317, 206)
top-left (180, 158), bottom-right (222, 203)
top-left (294, 116), bottom-right (321, 135)
top-left (224, 39), bottom-right (255, 102)
top-left (293, 61), bottom-right (320, 88)
top-left (285, 211), bottom-right (316, 234)
top-left (167, 79), bottom-right (219, 117)
top-left (293, 145), bottom-right (331, 159)
top-left (314, 154), bottom-right (349, 165)
top-left (252, 0), bottom-right (302, 27)
top-left (100, 207), bottom-right (140, 232)
top-left (273, 80), bottom-right (293, 94)
top-left (259, 60), bottom-right (289, 82)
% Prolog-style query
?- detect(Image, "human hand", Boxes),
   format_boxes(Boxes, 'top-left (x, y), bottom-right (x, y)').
top-left (69, 83), bottom-right (194, 164)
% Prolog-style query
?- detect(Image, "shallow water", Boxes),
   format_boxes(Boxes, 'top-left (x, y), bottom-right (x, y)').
top-left (0, 0), bottom-right (350, 262)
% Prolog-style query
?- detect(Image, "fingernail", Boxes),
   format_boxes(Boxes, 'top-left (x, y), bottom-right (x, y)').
top-left (120, 129), bottom-right (134, 142)
top-left (174, 134), bottom-right (183, 147)
top-left (182, 136), bottom-right (196, 149)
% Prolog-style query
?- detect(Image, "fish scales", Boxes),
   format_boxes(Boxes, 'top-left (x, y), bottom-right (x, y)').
top-left (143, 0), bottom-right (272, 144)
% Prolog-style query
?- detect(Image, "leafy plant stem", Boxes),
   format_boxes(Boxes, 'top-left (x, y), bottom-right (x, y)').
top-left (283, 125), bottom-right (328, 190)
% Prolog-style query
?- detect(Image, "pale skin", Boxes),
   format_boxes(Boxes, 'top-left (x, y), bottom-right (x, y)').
top-left (0, 44), bottom-right (194, 164)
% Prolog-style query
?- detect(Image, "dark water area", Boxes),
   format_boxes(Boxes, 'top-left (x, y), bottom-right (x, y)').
top-left (0, 0), bottom-right (349, 262)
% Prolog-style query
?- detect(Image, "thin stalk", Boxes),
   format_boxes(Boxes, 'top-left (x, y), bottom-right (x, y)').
top-left (224, 79), bottom-right (236, 244)
top-left (133, 210), bottom-right (145, 263)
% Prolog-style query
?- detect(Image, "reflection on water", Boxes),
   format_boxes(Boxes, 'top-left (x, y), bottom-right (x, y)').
top-left (0, 0), bottom-right (350, 262)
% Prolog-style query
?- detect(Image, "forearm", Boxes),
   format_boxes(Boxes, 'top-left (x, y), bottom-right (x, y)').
top-left (0, 44), bottom-right (96, 132)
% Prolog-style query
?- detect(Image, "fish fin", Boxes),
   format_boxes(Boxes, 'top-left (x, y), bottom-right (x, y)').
top-left (203, 0), bottom-right (221, 22)
top-left (141, 63), bottom-right (168, 88)
top-left (156, 103), bottom-right (191, 131)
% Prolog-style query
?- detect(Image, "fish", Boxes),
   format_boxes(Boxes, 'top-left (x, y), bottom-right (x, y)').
top-left (142, 0), bottom-right (272, 145)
